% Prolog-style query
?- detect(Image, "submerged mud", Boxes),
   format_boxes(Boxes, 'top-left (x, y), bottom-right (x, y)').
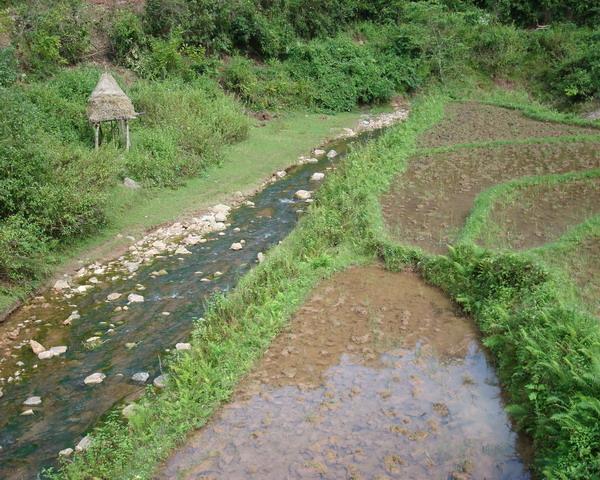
top-left (381, 141), bottom-right (600, 253)
top-left (418, 102), bottom-right (599, 149)
top-left (159, 266), bottom-right (530, 480)
top-left (478, 177), bottom-right (600, 250)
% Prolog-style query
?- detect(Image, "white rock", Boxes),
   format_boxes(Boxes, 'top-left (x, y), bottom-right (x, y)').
top-left (23, 396), bottom-right (42, 406)
top-left (49, 346), bottom-right (67, 355)
top-left (175, 343), bottom-right (191, 351)
top-left (76, 285), bottom-right (90, 293)
top-left (124, 261), bottom-right (140, 273)
top-left (30, 340), bottom-right (46, 355)
top-left (306, 157), bottom-right (319, 164)
top-left (75, 435), bottom-right (92, 452)
top-left (257, 252), bottom-right (265, 263)
top-left (294, 190), bottom-right (312, 200)
top-left (275, 170), bottom-right (286, 178)
top-left (211, 204), bottom-right (231, 215)
top-left (214, 212), bottom-right (227, 222)
top-left (21, 409), bottom-right (34, 416)
top-left (153, 374), bottom-right (167, 389)
top-left (84, 372), bottom-right (106, 385)
top-left (127, 293), bottom-right (144, 303)
top-left (326, 149), bottom-right (338, 158)
top-left (107, 292), bottom-right (122, 301)
top-left (152, 240), bottom-right (167, 250)
top-left (131, 372), bottom-right (149, 383)
top-left (313, 149), bottom-right (326, 156)
top-left (175, 245), bottom-right (191, 255)
top-left (53, 279), bottom-right (70, 290)
top-left (59, 448), bottom-right (73, 457)
top-left (310, 172), bottom-right (325, 181)
top-left (86, 336), bottom-right (100, 343)
top-left (230, 242), bottom-right (243, 251)
top-left (38, 350), bottom-right (55, 360)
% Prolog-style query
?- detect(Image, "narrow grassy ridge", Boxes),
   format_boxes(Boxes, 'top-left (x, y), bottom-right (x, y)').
top-left (50, 93), bottom-right (600, 479)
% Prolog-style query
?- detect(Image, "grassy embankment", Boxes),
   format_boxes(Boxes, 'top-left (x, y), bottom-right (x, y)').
top-left (49, 91), bottom-right (600, 479)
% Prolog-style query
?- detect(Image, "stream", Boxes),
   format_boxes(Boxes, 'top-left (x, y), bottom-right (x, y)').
top-left (0, 129), bottom-right (377, 479)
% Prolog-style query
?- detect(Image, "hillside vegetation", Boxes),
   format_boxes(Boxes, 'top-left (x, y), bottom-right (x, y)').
top-left (0, 0), bottom-right (599, 295)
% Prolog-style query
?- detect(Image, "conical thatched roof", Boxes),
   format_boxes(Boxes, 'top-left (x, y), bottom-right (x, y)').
top-left (87, 73), bottom-right (136, 123)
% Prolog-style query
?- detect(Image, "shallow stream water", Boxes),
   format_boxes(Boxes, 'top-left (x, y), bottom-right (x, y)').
top-left (0, 132), bottom-right (372, 479)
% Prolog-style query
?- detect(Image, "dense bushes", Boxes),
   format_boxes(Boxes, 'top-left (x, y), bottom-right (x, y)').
top-left (0, 67), bottom-right (249, 286)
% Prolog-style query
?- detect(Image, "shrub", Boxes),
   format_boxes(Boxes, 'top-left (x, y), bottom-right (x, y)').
top-left (0, 46), bottom-right (18, 86)
top-left (109, 11), bottom-right (146, 66)
top-left (551, 38), bottom-right (600, 102)
top-left (471, 23), bottom-right (528, 76)
top-left (0, 215), bottom-right (50, 283)
top-left (14, 0), bottom-right (91, 75)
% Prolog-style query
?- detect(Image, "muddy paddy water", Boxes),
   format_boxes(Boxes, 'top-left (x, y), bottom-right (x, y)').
top-left (0, 125), bottom-right (392, 479)
top-left (160, 266), bottom-right (530, 480)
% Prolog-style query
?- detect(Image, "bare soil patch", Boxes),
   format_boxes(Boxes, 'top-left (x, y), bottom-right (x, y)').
top-left (478, 178), bottom-right (600, 250)
top-left (159, 266), bottom-right (529, 480)
top-left (418, 102), bottom-right (599, 149)
top-left (381, 142), bottom-right (600, 253)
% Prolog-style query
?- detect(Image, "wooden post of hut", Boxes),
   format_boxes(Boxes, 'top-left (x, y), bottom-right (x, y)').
top-left (87, 73), bottom-right (137, 150)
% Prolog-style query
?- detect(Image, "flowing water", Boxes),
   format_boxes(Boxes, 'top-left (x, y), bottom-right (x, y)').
top-left (0, 132), bottom-right (374, 479)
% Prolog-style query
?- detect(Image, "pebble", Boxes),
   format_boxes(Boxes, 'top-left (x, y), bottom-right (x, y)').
top-left (127, 293), bottom-right (144, 303)
top-left (125, 342), bottom-right (137, 349)
top-left (175, 343), bottom-right (191, 351)
top-left (58, 448), bottom-right (73, 457)
top-left (107, 292), bottom-right (122, 301)
top-left (313, 149), bottom-right (326, 156)
top-left (84, 372), bottom-right (106, 385)
top-left (131, 372), bottom-right (149, 383)
top-left (30, 340), bottom-right (46, 355)
top-left (175, 245), bottom-right (191, 255)
top-left (230, 242), bottom-right (243, 251)
top-left (294, 190), bottom-right (312, 200)
top-left (257, 252), bottom-right (265, 263)
top-left (75, 435), bottom-right (92, 452)
top-left (310, 172), bottom-right (325, 181)
top-left (21, 409), bottom-right (34, 416)
top-left (122, 403), bottom-right (137, 419)
top-left (53, 279), bottom-right (70, 290)
top-left (49, 346), bottom-right (67, 355)
top-left (326, 149), bottom-right (338, 158)
top-left (23, 396), bottom-right (42, 406)
top-left (38, 350), bottom-right (55, 360)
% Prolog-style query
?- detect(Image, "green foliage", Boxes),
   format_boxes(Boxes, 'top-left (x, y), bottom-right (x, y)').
top-left (109, 11), bottom-right (146, 66)
top-left (14, 0), bottom-right (90, 76)
top-left (0, 46), bottom-right (18, 86)
top-left (551, 36), bottom-right (600, 102)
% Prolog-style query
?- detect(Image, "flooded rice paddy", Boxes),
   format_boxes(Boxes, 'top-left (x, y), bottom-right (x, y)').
top-left (160, 266), bottom-right (530, 480)
top-left (0, 130), bottom-right (377, 479)
top-left (478, 177), bottom-right (600, 250)
top-left (381, 141), bottom-right (600, 253)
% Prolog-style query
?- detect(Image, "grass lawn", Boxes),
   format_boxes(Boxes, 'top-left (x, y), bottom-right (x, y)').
top-left (0, 110), bottom-right (364, 314)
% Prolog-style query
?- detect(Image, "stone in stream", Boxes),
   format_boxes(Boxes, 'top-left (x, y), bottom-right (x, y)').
top-left (175, 343), bottom-right (191, 351)
top-left (310, 172), bottom-right (325, 181)
top-left (29, 340), bottom-right (46, 355)
top-left (84, 372), bottom-right (106, 385)
top-left (153, 374), bottom-right (168, 389)
top-left (131, 372), bottom-right (149, 383)
top-left (275, 170), bottom-right (286, 178)
top-left (175, 245), bottom-right (192, 255)
top-left (124, 261), bottom-right (140, 273)
top-left (0, 388), bottom-right (3, 399)
top-left (326, 149), bottom-right (338, 158)
top-left (58, 448), bottom-right (73, 457)
top-left (294, 190), bottom-right (312, 201)
top-left (86, 336), bottom-right (101, 344)
top-left (53, 279), bottom-right (70, 290)
top-left (257, 252), bottom-right (265, 263)
top-left (49, 346), bottom-right (67, 356)
top-left (23, 396), bottom-right (42, 406)
top-left (107, 292), bottom-right (122, 301)
top-left (37, 350), bottom-right (55, 360)
top-left (75, 435), bottom-right (92, 452)
top-left (214, 212), bottom-right (227, 222)
top-left (127, 293), bottom-right (144, 303)
top-left (21, 409), bottom-right (34, 416)
top-left (63, 310), bottom-right (81, 325)
top-left (313, 148), bottom-right (326, 156)
top-left (211, 204), bottom-right (231, 215)
top-left (305, 157), bottom-right (319, 164)
top-left (230, 242), bottom-right (243, 251)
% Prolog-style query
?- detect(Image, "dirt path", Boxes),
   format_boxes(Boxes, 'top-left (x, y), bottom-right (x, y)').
top-left (158, 266), bottom-right (529, 479)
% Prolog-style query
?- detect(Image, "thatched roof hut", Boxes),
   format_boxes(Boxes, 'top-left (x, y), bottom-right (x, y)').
top-left (87, 73), bottom-right (136, 124)
top-left (87, 73), bottom-right (137, 149)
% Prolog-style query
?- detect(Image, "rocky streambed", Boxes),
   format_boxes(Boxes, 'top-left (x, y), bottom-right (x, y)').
top-left (0, 108), bottom-right (408, 479)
